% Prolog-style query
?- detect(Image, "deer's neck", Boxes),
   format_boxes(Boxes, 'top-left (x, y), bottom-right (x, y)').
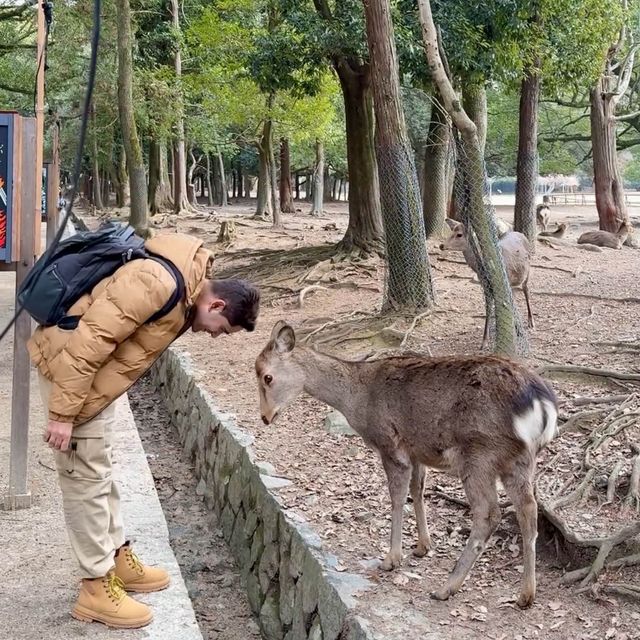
top-left (293, 347), bottom-right (362, 420)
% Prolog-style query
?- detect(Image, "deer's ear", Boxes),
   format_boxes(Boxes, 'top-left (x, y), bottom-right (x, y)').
top-left (272, 321), bottom-right (296, 353)
top-left (444, 218), bottom-right (457, 230)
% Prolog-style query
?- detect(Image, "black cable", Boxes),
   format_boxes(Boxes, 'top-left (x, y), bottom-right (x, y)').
top-left (0, 0), bottom-right (101, 343)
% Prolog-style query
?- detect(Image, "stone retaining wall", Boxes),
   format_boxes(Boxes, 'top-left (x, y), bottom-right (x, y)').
top-left (150, 349), bottom-right (375, 640)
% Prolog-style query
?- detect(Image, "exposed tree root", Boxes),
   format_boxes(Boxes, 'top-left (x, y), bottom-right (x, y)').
top-left (533, 290), bottom-right (640, 304)
top-left (573, 394), bottom-right (630, 407)
top-left (605, 461), bottom-right (625, 505)
top-left (538, 364), bottom-right (640, 385)
top-left (298, 285), bottom-right (328, 308)
top-left (623, 453), bottom-right (640, 511)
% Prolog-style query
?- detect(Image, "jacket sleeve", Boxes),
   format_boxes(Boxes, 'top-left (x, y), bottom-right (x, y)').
top-left (47, 261), bottom-right (176, 423)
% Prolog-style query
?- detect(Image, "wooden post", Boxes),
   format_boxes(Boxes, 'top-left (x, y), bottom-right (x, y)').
top-left (46, 119), bottom-right (60, 248)
top-left (5, 117), bottom-right (36, 510)
top-left (34, 1), bottom-right (45, 256)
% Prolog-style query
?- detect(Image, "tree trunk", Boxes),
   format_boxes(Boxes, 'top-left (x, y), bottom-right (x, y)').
top-left (91, 106), bottom-right (104, 210)
top-left (115, 0), bottom-right (148, 235)
top-left (170, 0), bottom-right (190, 214)
top-left (148, 140), bottom-right (173, 214)
top-left (591, 78), bottom-right (628, 231)
top-left (279, 138), bottom-right (295, 213)
top-left (417, 0), bottom-right (518, 355)
top-left (334, 62), bottom-right (384, 256)
top-left (462, 83), bottom-right (487, 156)
top-left (514, 67), bottom-right (540, 247)
top-left (255, 137), bottom-right (272, 218)
top-left (310, 139), bottom-right (325, 216)
top-left (206, 154), bottom-right (214, 207)
top-left (294, 173), bottom-right (300, 201)
top-left (362, 0), bottom-right (433, 310)
top-left (243, 170), bottom-right (252, 199)
top-left (217, 151), bottom-right (228, 207)
top-left (423, 93), bottom-right (451, 238)
top-left (187, 148), bottom-right (199, 206)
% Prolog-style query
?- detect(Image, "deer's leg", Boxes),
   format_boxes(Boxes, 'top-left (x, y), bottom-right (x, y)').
top-left (501, 465), bottom-right (538, 609)
top-left (410, 463), bottom-right (431, 557)
top-left (431, 472), bottom-right (500, 601)
top-left (522, 278), bottom-right (534, 329)
top-left (380, 452), bottom-right (412, 571)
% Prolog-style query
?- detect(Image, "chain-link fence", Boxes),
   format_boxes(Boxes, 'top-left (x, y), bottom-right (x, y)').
top-left (377, 140), bottom-right (435, 312)
top-left (450, 127), bottom-right (528, 356)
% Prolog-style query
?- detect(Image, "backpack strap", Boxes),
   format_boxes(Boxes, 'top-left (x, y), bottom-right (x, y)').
top-left (145, 254), bottom-right (186, 324)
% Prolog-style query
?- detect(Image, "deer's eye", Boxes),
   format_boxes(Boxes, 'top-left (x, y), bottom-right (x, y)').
top-left (456, 233), bottom-right (463, 238)
top-left (264, 374), bottom-right (273, 385)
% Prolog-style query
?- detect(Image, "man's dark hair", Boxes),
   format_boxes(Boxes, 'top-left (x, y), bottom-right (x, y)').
top-left (210, 279), bottom-right (260, 331)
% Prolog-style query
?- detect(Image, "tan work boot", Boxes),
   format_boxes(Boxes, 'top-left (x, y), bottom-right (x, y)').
top-left (71, 571), bottom-right (153, 629)
top-left (115, 541), bottom-right (170, 593)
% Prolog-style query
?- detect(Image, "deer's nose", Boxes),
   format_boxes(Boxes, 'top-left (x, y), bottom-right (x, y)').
top-left (261, 415), bottom-right (269, 425)
top-left (439, 243), bottom-right (445, 250)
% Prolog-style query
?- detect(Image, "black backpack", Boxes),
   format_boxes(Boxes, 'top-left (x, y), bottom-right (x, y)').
top-left (18, 221), bottom-right (186, 329)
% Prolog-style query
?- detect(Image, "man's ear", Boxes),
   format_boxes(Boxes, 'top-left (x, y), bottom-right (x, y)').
top-left (210, 298), bottom-right (226, 312)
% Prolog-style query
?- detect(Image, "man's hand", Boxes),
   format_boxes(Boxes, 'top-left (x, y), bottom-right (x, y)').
top-left (44, 420), bottom-right (73, 451)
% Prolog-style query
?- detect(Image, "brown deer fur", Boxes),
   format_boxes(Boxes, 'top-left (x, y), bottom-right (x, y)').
top-left (440, 221), bottom-right (534, 345)
top-left (256, 321), bottom-right (558, 609)
top-left (577, 221), bottom-right (630, 249)
top-left (538, 222), bottom-right (567, 238)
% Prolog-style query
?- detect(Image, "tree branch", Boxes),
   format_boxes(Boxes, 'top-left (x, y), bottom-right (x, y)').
top-left (612, 44), bottom-right (640, 107)
top-left (0, 81), bottom-right (30, 95)
top-left (312, 0), bottom-right (333, 20)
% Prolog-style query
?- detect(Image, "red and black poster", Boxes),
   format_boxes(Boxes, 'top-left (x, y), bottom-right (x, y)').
top-left (0, 112), bottom-right (15, 262)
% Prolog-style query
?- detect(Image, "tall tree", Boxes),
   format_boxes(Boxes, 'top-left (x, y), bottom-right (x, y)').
top-left (363, 0), bottom-right (433, 310)
top-left (279, 138), bottom-right (295, 212)
top-left (115, 0), bottom-right (148, 235)
top-left (309, 138), bottom-right (324, 216)
top-left (170, 0), bottom-right (190, 214)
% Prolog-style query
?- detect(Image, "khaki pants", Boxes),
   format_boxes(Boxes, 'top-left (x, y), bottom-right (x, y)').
top-left (38, 373), bottom-right (125, 579)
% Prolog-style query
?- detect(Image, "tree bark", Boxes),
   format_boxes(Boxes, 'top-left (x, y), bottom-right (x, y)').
top-left (462, 83), bottom-right (487, 156)
top-left (217, 151), bottom-right (228, 207)
top-left (148, 138), bottom-right (173, 214)
top-left (310, 139), bottom-right (325, 216)
top-left (91, 105), bottom-right (104, 210)
top-left (591, 77), bottom-right (628, 231)
top-left (115, 0), bottom-right (148, 235)
top-left (423, 93), bottom-right (451, 238)
top-left (334, 61), bottom-right (384, 256)
top-left (514, 67), bottom-right (540, 247)
top-left (255, 136), bottom-right (272, 218)
top-left (362, 0), bottom-right (433, 310)
top-left (279, 138), bottom-right (295, 213)
top-left (417, 0), bottom-right (517, 355)
top-left (170, 0), bottom-right (190, 214)
top-left (206, 153), bottom-right (214, 207)
top-left (268, 129), bottom-right (280, 225)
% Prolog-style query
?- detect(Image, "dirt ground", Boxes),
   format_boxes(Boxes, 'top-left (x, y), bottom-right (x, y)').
top-left (130, 376), bottom-right (259, 640)
top-left (87, 198), bottom-right (640, 639)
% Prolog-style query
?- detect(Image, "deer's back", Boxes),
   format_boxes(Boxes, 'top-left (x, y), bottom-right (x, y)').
top-left (577, 230), bottom-right (622, 248)
top-left (356, 355), bottom-right (555, 472)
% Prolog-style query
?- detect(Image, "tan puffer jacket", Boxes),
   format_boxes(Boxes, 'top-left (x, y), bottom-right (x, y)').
top-left (28, 232), bottom-right (213, 426)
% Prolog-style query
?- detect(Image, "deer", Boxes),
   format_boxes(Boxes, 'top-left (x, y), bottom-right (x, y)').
top-left (536, 204), bottom-right (551, 232)
top-left (256, 321), bottom-right (558, 609)
top-left (439, 221), bottom-right (534, 347)
top-left (577, 221), bottom-right (630, 249)
top-left (538, 222), bottom-right (567, 239)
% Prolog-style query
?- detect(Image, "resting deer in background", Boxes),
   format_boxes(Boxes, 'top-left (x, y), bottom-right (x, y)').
top-left (538, 222), bottom-right (567, 239)
top-left (439, 221), bottom-right (534, 346)
top-left (577, 221), bottom-right (630, 249)
top-left (256, 321), bottom-right (558, 609)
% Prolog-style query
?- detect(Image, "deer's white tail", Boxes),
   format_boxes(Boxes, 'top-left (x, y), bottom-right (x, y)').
top-left (512, 381), bottom-right (558, 452)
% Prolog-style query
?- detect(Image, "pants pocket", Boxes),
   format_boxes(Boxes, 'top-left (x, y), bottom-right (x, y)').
top-left (55, 438), bottom-right (110, 480)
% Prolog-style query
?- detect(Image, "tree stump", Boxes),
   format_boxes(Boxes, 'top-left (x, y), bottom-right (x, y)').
top-left (217, 220), bottom-right (237, 244)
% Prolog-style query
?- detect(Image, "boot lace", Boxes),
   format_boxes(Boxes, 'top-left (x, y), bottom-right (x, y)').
top-left (106, 574), bottom-right (127, 601)
top-left (126, 548), bottom-right (145, 575)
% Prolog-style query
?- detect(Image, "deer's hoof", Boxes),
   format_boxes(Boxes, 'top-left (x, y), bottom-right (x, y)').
top-left (516, 591), bottom-right (535, 609)
top-left (381, 552), bottom-right (402, 571)
top-left (430, 586), bottom-right (452, 601)
top-left (412, 540), bottom-right (431, 558)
